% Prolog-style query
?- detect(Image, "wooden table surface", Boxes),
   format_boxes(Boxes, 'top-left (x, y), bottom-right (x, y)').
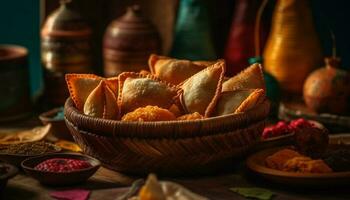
top-left (4, 162), bottom-right (350, 200)
top-left (1, 118), bottom-right (350, 200)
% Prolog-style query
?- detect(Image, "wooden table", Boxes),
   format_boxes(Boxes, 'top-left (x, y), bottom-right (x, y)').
top-left (4, 162), bottom-right (350, 200)
top-left (2, 118), bottom-right (350, 200)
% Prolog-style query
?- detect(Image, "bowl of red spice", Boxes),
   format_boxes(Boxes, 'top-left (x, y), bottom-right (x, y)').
top-left (256, 118), bottom-right (325, 150)
top-left (21, 153), bottom-right (100, 186)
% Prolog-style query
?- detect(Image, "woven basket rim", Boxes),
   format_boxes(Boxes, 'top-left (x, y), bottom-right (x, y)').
top-left (65, 97), bottom-right (268, 125)
top-left (64, 98), bottom-right (269, 138)
top-left (65, 116), bottom-right (265, 139)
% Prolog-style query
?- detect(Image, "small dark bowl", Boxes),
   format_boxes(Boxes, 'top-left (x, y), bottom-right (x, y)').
top-left (0, 162), bottom-right (18, 195)
top-left (0, 143), bottom-right (61, 167)
top-left (21, 153), bottom-right (100, 186)
top-left (39, 107), bottom-right (73, 141)
top-left (256, 120), bottom-right (325, 150)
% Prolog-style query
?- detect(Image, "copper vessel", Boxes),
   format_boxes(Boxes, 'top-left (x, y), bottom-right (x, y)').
top-left (303, 57), bottom-right (350, 114)
top-left (103, 5), bottom-right (161, 77)
top-left (41, 0), bottom-right (92, 106)
top-left (263, 0), bottom-right (322, 94)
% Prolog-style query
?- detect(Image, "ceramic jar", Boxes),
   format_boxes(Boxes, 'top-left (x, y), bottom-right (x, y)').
top-left (41, 0), bottom-right (92, 106)
top-left (303, 57), bottom-right (350, 114)
top-left (263, 0), bottom-right (322, 94)
top-left (103, 5), bottom-right (161, 77)
top-left (225, 0), bottom-right (269, 76)
top-left (170, 0), bottom-right (216, 60)
top-left (0, 45), bottom-right (31, 121)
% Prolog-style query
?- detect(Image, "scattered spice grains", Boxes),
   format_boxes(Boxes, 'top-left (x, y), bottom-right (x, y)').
top-left (0, 142), bottom-right (60, 155)
top-left (35, 158), bottom-right (91, 172)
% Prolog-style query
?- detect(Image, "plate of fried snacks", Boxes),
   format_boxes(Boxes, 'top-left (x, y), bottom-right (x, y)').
top-left (247, 124), bottom-right (350, 187)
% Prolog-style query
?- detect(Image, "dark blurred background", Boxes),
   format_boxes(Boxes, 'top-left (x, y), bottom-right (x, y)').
top-left (0, 0), bottom-right (349, 99)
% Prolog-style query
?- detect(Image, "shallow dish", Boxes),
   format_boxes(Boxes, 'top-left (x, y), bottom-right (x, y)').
top-left (329, 134), bottom-right (350, 145)
top-left (39, 107), bottom-right (73, 141)
top-left (247, 146), bottom-right (350, 188)
top-left (0, 142), bottom-right (61, 166)
top-left (21, 153), bottom-right (100, 186)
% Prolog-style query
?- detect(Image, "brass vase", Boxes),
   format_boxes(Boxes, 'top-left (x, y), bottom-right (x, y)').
top-left (263, 0), bottom-right (322, 94)
top-left (41, 0), bottom-right (93, 106)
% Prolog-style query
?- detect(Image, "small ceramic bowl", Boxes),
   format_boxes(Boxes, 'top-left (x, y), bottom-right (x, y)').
top-left (256, 120), bottom-right (325, 150)
top-left (21, 153), bottom-right (100, 186)
top-left (0, 162), bottom-right (18, 195)
top-left (39, 107), bottom-right (73, 141)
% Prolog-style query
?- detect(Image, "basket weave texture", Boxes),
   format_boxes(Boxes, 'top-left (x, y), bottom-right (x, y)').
top-left (64, 98), bottom-right (270, 174)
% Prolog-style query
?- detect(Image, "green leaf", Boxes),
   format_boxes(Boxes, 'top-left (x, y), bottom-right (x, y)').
top-left (230, 187), bottom-right (274, 200)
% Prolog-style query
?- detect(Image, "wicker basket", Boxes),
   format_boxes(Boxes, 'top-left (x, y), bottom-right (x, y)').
top-left (64, 98), bottom-right (270, 175)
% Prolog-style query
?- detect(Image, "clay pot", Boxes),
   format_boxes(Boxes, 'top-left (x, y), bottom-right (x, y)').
top-left (41, 0), bottom-right (93, 106)
top-left (303, 57), bottom-right (350, 114)
top-left (0, 45), bottom-right (31, 121)
top-left (263, 0), bottom-right (322, 94)
top-left (103, 5), bottom-right (161, 77)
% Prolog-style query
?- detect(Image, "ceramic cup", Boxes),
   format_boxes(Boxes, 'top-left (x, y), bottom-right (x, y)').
top-left (0, 45), bottom-right (31, 121)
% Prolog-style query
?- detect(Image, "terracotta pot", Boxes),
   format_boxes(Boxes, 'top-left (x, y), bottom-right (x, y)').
top-left (103, 5), bottom-right (161, 77)
top-left (41, 0), bottom-right (92, 106)
top-left (303, 57), bottom-right (350, 114)
top-left (0, 45), bottom-right (31, 121)
top-left (263, 0), bottom-right (322, 94)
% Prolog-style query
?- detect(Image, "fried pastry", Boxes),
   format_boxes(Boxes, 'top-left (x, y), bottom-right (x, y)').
top-left (148, 54), bottom-right (215, 85)
top-left (65, 74), bottom-right (119, 110)
top-left (139, 174), bottom-right (166, 200)
top-left (178, 60), bottom-right (225, 117)
top-left (222, 63), bottom-right (265, 92)
top-left (83, 80), bottom-right (104, 118)
top-left (118, 72), bottom-right (178, 114)
top-left (65, 74), bottom-right (102, 110)
top-left (83, 81), bottom-right (119, 119)
top-left (214, 89), bottom-right (265, 116)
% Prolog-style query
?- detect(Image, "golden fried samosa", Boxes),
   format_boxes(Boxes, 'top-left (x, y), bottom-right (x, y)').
top-left (178, 60), bottom-right (225, 117)
top-left (148, 54), bottom-right (215, 85)
top-left (65, 74), bottom-right (102, 110)
top-left (83, 81), bottom-right (119, 119)
top-left (214, 89), bottom-right (265, 116)
top-left (118, 72), bottom-right (178, 114)
top-left (222, 63), bottom-right (265, 92)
